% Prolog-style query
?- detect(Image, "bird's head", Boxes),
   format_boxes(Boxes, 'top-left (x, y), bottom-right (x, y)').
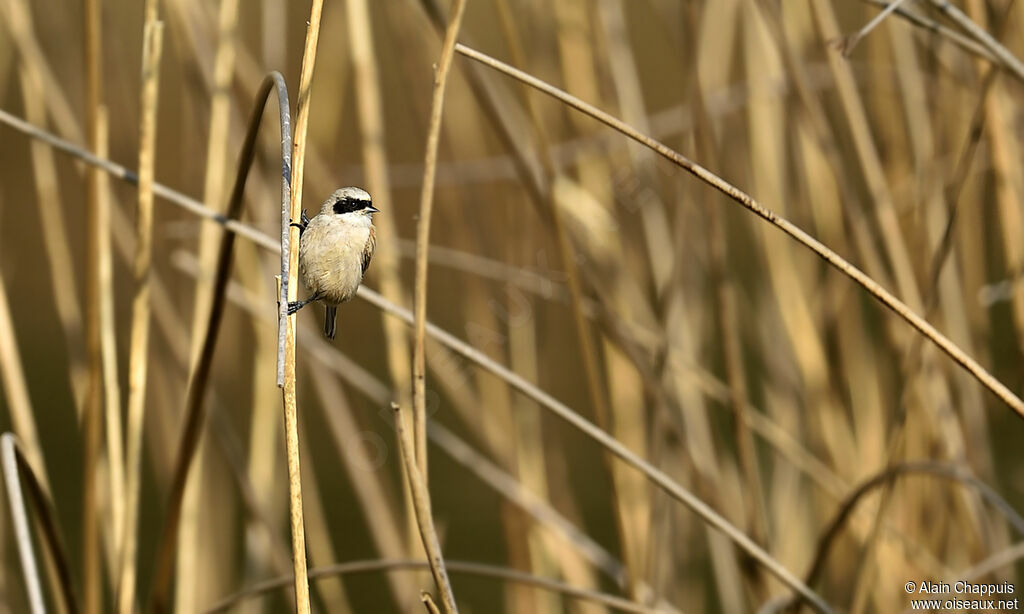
top-left (321, 186), bottom-right (378, 218)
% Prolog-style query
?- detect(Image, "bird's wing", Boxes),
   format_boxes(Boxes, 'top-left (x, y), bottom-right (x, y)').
top-left (362, 226), bottom-right (376, 274)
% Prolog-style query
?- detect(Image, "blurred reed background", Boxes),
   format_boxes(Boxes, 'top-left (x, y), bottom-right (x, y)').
top-left (2, 0), bottom-right (1024, 612)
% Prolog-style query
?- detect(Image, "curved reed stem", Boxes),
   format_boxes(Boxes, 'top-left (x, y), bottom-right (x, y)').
top-left (147, 72), bottom-right (291, 614)
top-left (452, 42), bottom-right (1024, 420)
top-left (799, 462), bottom-right (1024, 600)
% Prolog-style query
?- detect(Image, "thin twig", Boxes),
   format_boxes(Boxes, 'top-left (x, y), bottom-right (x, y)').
top-left (925, 0), bottom-right (1024, 81)
top-left (957, 542), bottom-right (1024, 585)
top-left (1, 433), bottom-right (78, 614)
top-left (839, 0), bottom-right (912, 56)
top-left (453, 42), bottom-right (1024, 419)
top-left (147, 73), bottom-right (291, 614)
top-left (202, 558), bottom-right (663, 614)
top-left (421, 592), bottom-right (442, 614)
top-left (118, 8), bottom-right (163, 613)
top-left (393, 403), bottom-right (459, 614)
top-left (861, 0), bottom-right (997, 64)
top-left (280, 3), bottom-right (324, 613)
top-left (413, 0), bottom-right (468, 477)
top-left (81, 0), bottom-right (106, 610)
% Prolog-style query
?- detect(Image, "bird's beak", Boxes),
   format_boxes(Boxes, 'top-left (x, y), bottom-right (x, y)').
top-left (366, 205), bottom-right (380, 213)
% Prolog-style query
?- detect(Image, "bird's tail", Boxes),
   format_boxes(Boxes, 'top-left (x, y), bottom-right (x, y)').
top-left (324, 305), bottom-right (338, 339)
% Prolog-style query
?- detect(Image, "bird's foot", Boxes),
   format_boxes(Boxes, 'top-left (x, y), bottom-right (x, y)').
top-left (289, 209), bottom-right (311, 235)
top-left (286, 290), bottom-right (322, 315)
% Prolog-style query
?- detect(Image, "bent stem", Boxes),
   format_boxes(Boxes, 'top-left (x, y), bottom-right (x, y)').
top-left (147, 72), bottom-right (291, 614)
top-left (393, 403), bottom-right (458, 614)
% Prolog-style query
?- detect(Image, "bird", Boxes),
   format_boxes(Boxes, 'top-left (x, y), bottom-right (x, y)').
top-left (287, 187), bottom-right (378, 339)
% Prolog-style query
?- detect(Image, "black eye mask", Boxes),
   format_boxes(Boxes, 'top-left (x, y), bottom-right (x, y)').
top-left (333, 196), bottom-right (370, 214)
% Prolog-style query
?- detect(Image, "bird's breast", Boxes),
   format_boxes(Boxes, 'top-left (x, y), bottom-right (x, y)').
top-left (299, 219), bottom-right (371, 304)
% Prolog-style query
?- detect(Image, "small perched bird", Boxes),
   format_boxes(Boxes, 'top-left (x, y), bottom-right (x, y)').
top-left (287, 187), bottom-right (378, 339)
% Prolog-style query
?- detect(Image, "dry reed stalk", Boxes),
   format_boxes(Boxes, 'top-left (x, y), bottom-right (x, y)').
top-left (810, 7), bottom-right (968, 513)
top-left (689, 16), bottom-right (768, 557)
top-left (96, 105), bottom-right (126, 588)
top-left (392, 403), bottom-right (459, 613)
top-left (747, 12), bottom-right (913, 589)
top-left (173, 1), bottom-right (241, 605)
top-left (1, 434), bottom-right (78, 614)
top-left (452, 42), bottom-right (1024, 419)
top-left (81, 0), bottom-right (107, 609)
top-left (16, 60), bottom-right (88, 413)
top-left (402, 239), bottom-right (570, 578)
top-left (3, 96), bottom-right (829, 611)
top-left (412, 0), bottom-right (467, 484)
top-left (752, 0), bottom-right (892, 292)
top-left (203, 559), bottom-right (663, 614)
top-left (891, 1), bottom-right (996, 540)
top-left (595, 2), bottom-right (680, 592)
top-left (924, 48), bottom-right (1004, 481)
top-left (742, 16), bottom-right (853, 595)
top-left (809, 0), bottom-right (924, 312)
top-left (343, 0), bottom-right (414, 413)
top-left (0, 270), bottom-right (47, 488)
top-left (117, 7), bottom-right (163, 613)
top-left (342, 0), bottom-right (422, 594)
top-left (0, 0), bottom-right (83, 143)
top-left (549, 4), bottom-right (647, 603)
top-left (280, 4), bottom-right (325, 613)
top-left (491, 8), bottom-right (647, 606)
top-left (502, 243), bottom-right (572, 613)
